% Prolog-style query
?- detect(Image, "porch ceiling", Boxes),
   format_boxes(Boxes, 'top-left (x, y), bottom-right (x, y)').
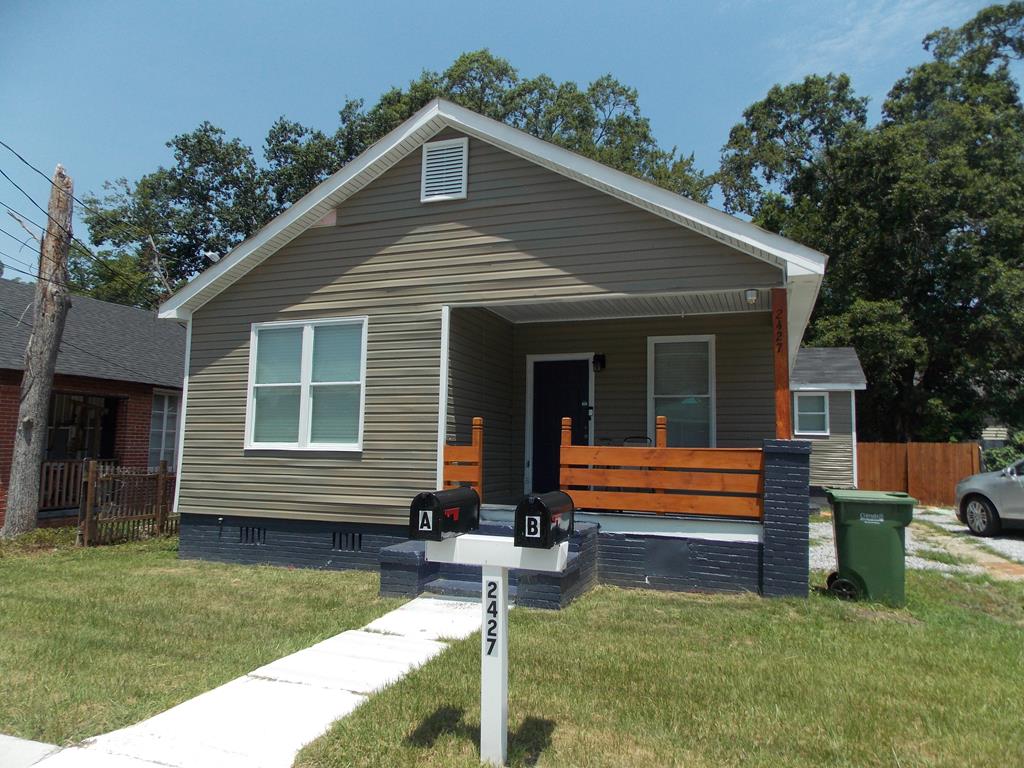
top-left (471, 288), bottom-right (771, 324)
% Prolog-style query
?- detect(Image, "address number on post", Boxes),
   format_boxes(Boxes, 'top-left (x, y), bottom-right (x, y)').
top-left (484, 580), bottom-right (499, 656)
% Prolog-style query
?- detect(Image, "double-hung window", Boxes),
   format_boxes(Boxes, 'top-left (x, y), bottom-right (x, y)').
top-left (149, 392), bottom-right (180, 468)
top-left (647, 335), bottom-right (716, 447)
top-left (247, 317), bottom-right (367, 450)
top-left (794, 392), bottom-right (829, 436)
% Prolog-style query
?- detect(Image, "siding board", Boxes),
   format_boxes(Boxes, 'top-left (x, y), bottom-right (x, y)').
top-left (181, 131), bottom-right (782, 523)
top-left (803, 391), bottom-right (854, 488)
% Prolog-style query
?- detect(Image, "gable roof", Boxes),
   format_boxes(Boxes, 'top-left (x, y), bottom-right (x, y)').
top-left (790, 347), bottom-right (867, 391)
top-left (0, 278), bottom-right (185, 388)
top-left (158, 98), bottom-right (827, 321)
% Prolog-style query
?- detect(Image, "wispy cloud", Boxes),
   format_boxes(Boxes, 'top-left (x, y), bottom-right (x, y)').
top-left (773, 0), bottom-right (978, 82)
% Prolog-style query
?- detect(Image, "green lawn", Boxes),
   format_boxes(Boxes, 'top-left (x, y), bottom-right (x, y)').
top-left (0, 531), bottom-right (400, 745)
top-left (297, 572), bottom-right (1024, 768)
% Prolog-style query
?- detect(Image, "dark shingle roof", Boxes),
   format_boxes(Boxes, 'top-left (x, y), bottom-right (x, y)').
top-left (791, 347), bottom-right (866, 390)
top-left (0, 278), bottom-right (185, 388)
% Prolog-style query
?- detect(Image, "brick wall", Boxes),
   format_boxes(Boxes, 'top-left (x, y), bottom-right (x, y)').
top-left (0, 369), bottom-right (175, 527)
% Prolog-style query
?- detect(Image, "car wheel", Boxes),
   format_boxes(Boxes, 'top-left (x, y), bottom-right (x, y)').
top-left (963, 496), bottom-right (1001, 537)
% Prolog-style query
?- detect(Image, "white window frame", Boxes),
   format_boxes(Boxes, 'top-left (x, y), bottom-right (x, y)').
top-left (245, 316), bottom-right (368, 451)
top-left (420, 137), bottom-right (469, 203)
top-left (794, 391), bottom-right (830, 436)
top-left (646, 335), bottom-right (716, 447)
top-left (149, 389), bottom-right (182, 468)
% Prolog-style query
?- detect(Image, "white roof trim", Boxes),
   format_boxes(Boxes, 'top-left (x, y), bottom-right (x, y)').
top-left (791, 384), bottom-right (867, 392)
top-left (159, 98), bottom-right (827, 320)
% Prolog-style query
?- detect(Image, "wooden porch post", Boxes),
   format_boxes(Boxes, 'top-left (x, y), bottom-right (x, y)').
top-left (472, 417), bottom-right (484, 503)
top-left (559, 417), bottom-right (572, 491)
top-left (771, 287), bottom-right (792, 439)
top-left (655, 415), bottom-right (667, 448)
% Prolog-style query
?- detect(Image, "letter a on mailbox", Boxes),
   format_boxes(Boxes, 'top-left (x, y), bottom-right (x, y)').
top-left (419, 510), bottom-right (433, 532)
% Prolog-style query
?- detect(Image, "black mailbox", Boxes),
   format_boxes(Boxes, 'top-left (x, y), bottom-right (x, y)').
top-left (514, 491), bottom-right (574, 549)
top-left (408, 487), bottom-right (480, 541)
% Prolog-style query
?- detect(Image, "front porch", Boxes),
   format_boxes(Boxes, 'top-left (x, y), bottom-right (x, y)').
top-left (442, 286), bottom-right (798, 509)
top-left (380, 288), bottom-right (812, 604)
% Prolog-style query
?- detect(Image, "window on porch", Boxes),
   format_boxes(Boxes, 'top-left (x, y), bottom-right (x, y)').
top-left (647, 336), bottom-right (715, 448)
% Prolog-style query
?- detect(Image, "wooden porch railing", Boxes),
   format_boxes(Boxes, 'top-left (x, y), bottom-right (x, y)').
top-left (39, 459), bottom-right (117, 511)
top-left (443, 416), bottom-right (484, 501)
top-left (559, 415), bottom-right (764, 519)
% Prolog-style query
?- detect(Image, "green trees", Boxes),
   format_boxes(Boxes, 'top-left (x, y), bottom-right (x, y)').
top-left (80, 6), bottom-right (1024, 440)
top-left (79, 50), bottom-right (707, 308)
top-left (717, 3), bottom-right (1024, 440)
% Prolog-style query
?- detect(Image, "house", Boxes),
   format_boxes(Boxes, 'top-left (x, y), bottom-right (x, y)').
top-left (0, 278), bottom-right (185, 524)
top-left (158, 98), bottom-right (827, 599)
top-left (790, 346), bottom-right (867, 490)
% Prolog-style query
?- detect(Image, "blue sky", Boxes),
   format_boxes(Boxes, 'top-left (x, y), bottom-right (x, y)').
top-left (0, 0), bottom-right (990, 278)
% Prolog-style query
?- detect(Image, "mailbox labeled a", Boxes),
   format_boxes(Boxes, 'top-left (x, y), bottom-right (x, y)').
top-left (408, 486), bottom-right (480, 541)
top-left (513, 491), bottom-right (574, 549)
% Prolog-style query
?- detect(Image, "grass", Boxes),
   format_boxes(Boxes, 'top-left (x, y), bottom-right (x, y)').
top-left (0, 533), bottom-right (401, 744)
top-left (297, 572), bottom-right (1024, 768)
top-left (914, 547), bottom-right (971, 566)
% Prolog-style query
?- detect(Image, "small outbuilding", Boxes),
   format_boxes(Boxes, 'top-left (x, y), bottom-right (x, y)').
top-left (790, 347), bottom-right (867, 490)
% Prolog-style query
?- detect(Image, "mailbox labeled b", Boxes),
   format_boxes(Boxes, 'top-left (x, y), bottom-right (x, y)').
top-left (514, 491), bottom-right (574, 549)
top-left (408, 487), bottom-right (481, 541)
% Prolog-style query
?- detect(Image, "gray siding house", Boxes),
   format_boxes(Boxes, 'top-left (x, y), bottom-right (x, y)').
top-left (790, 347), bottom-right (867, 489)
top-left (159, 99), bottom-right (827, 597)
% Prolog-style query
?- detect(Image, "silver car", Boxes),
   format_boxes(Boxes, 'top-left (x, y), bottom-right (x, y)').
top-left (955, 458), bottom-right (1024, 536)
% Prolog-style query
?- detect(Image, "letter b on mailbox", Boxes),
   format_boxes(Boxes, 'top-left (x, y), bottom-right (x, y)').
top-left (514, 491), bottom-right (574, 549)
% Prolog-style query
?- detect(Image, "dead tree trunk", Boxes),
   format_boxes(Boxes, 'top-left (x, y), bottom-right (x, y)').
top-left (1, 165), bottom-right (73, 538)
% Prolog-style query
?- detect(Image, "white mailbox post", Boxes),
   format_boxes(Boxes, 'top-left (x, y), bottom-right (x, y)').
top-left (425, 533), bottom-right (568, 767)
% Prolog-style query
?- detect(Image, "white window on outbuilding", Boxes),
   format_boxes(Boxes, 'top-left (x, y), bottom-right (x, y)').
top-left (245, 317), bottom-right (368, 451)
top-left (794, 392), bottom-right (830, 436)
top-left (646, 335), bottom-right (716, 447)
top-left (421, 138), bottom-right (468, 202)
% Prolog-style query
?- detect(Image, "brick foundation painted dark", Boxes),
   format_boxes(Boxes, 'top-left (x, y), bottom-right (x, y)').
top-left (179, 513), bottom-right (406, 571)
top-left (760, 439), bottom-right (812, 597)
top-left (379, 521), bottom-right (599, 610)
top-left (179, 439), bottom-right (810, 606)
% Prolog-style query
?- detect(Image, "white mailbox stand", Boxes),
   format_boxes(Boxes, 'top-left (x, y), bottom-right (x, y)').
top-left (425, 534), bottom-right (568, 767)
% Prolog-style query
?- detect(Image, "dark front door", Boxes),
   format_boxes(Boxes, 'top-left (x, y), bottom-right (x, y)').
top-left (531, 359), bottom-right (590, 493)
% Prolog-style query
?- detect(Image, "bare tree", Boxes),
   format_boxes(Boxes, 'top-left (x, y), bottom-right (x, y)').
top-left (1, 165), bottom-right (73, 538)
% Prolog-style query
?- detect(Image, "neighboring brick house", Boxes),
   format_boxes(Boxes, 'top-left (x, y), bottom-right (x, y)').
top-left (0, 278), bottom-right (185, 525)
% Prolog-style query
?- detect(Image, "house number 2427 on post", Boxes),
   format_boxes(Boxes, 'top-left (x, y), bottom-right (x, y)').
top-left (484, 580), bottom-right (499, 655)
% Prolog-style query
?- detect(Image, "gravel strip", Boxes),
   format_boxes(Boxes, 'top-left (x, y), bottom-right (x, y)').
top-left (807, 518), bottom-right (986, 575)
top-left (915, 507), bottom-right (1024, 564)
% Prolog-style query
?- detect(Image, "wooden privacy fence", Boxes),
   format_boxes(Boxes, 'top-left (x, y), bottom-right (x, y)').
top-left (443, 416), bottom-right (484, 501)
top-left (857, 442), bottom-right (981, 506)
top-left (559, 416), bottom-right (764, 519)
top-left (39, 459), bottom-right (116, 511)
top-left (79, 460), bottom-right (178, 546)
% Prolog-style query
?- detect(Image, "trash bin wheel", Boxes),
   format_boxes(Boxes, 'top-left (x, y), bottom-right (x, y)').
top-left (826, 571), bottom-right (839, 588)
top-left (828, 577), bottom-right (859, 601)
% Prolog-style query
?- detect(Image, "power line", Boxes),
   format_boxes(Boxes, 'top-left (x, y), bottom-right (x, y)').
top-left (0, 305), bottom-right (156, 384)
top-left (0, 137), bottom-right (182, 264)
top-left (0, 196), bottom-right (144, 292)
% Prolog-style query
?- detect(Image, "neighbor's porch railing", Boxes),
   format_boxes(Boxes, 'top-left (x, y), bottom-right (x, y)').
top-left (39, 459), bottom-right (117, 511)
top-left (559, 415), bottom-right (764, 519)
top-left (443, 416), bottom-right (484, 502)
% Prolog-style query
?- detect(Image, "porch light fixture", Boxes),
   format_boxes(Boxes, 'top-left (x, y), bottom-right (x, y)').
top-left (592, 354), bottom-right (606, 373)
top-left (744, 289), bottom-right (759, 306)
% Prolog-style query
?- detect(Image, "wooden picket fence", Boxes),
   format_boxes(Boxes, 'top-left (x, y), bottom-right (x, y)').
top-left (857, 442), bottom-right (981, 506)
top-left (39, 459), bottom-right (117, 511)
top-left (559, 415), bottom-right (765, 519)
top-left (79, 460), bottom-right (178, 546)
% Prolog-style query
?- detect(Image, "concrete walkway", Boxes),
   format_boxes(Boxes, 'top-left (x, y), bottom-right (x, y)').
top-left (25, 595), bottom-right (480, 768)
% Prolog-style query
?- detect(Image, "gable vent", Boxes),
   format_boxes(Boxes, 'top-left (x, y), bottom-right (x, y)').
top-left (420, 138), bottom-right (468, 202)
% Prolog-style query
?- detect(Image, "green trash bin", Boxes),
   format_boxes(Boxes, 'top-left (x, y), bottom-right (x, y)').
top-left (825, 489), bottom-right (917, 606)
